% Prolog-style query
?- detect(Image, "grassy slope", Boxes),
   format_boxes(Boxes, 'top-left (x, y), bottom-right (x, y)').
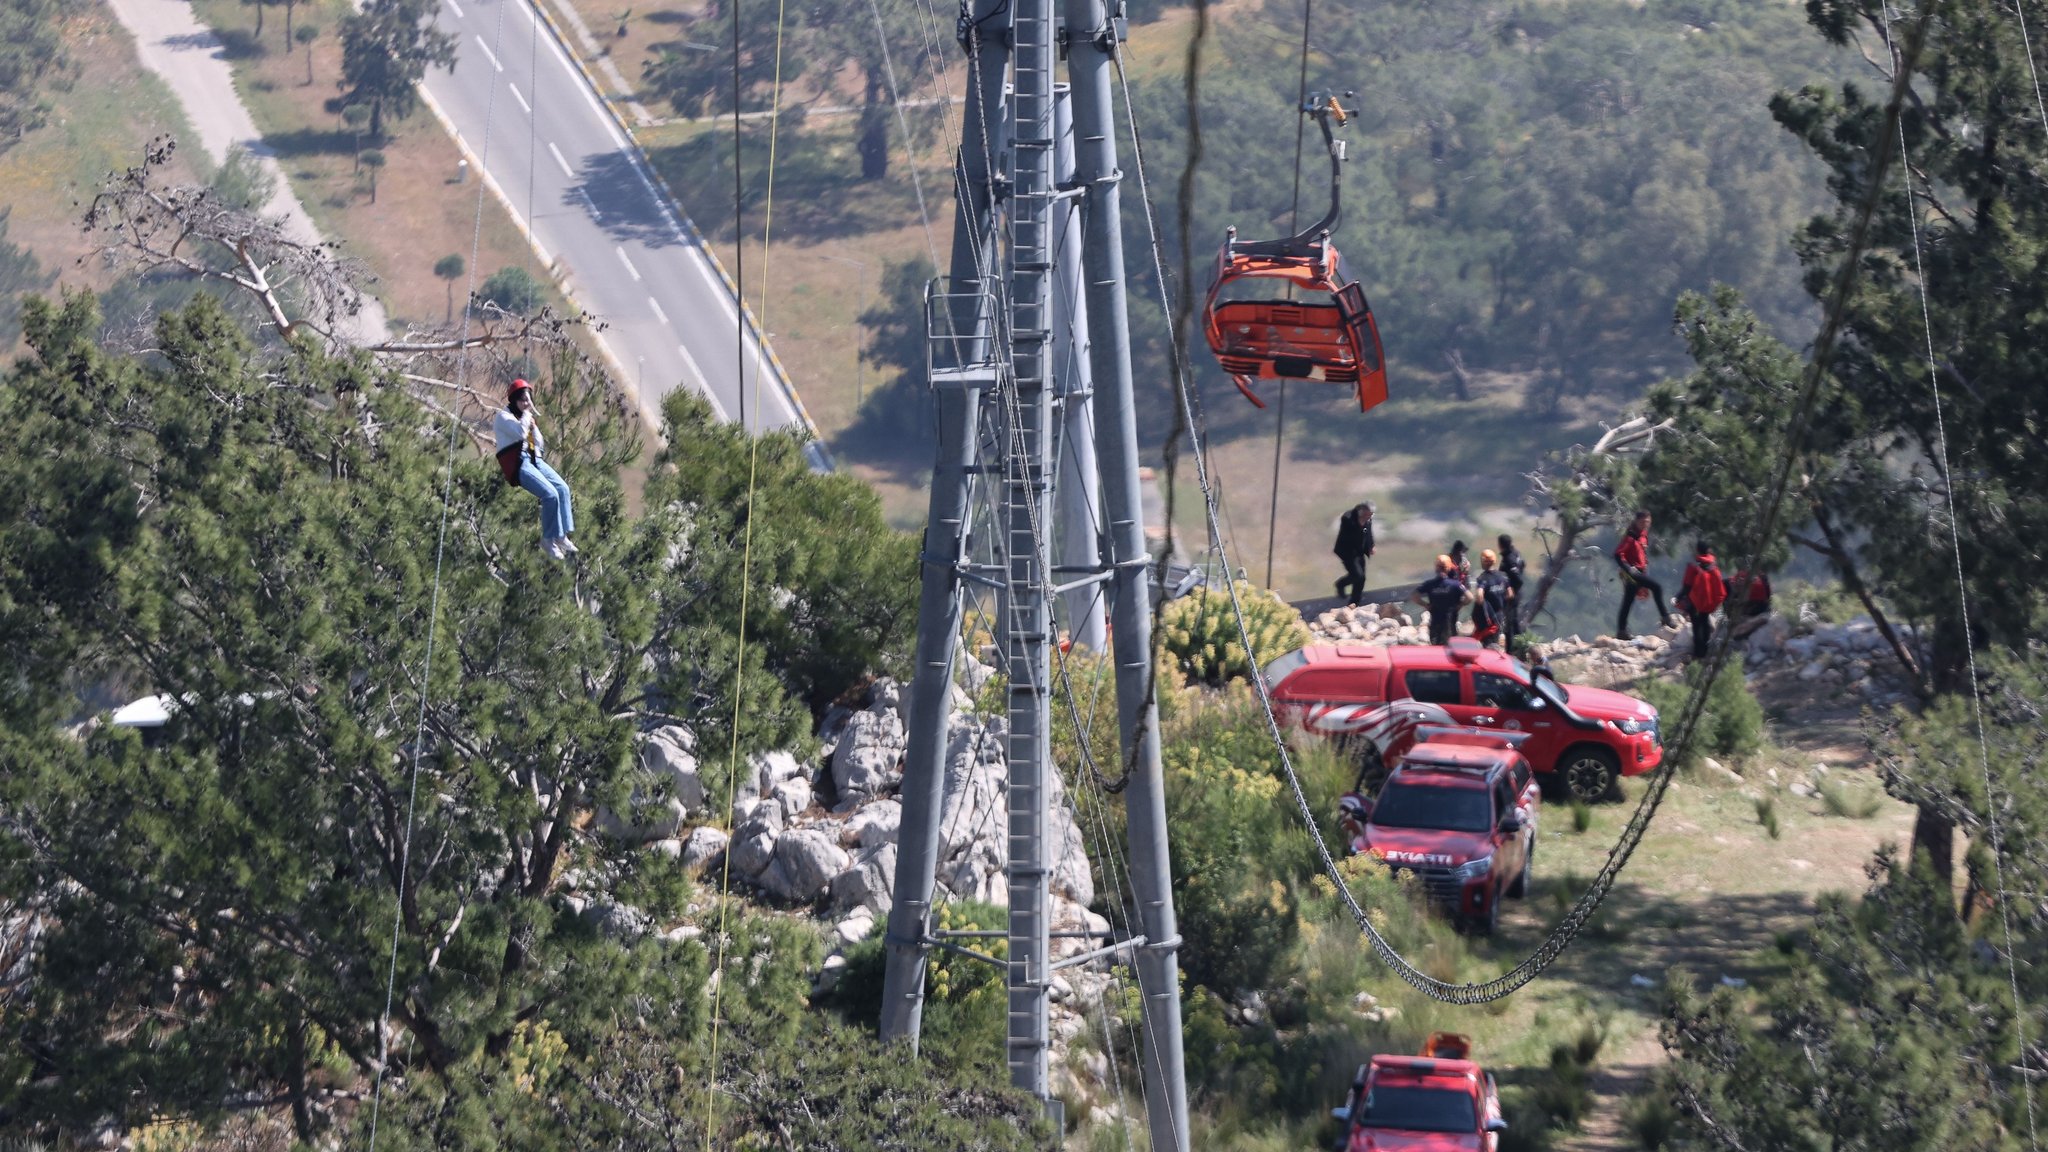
top-left (0, 4), bottom-right (202, 298)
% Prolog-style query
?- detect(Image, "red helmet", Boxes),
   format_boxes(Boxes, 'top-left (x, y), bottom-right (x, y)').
top-left (508, 378), bottom-right (533, 400)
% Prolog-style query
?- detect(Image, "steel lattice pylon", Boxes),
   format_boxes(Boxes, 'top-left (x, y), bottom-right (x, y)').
top-left (878, 0), bottom-right (1189, 1146)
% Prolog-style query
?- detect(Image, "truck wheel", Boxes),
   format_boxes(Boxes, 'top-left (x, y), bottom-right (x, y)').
top-left (1508, 842), bottom-right (1533, 898)
top-left (1562, 746), bottom-right (1621, 804)
top-left (1480, 887), bottom-right (1501, 935)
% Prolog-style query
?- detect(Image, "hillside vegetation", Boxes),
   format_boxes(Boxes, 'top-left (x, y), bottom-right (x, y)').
top-left (2, 0), bottom-right (2046, 1148)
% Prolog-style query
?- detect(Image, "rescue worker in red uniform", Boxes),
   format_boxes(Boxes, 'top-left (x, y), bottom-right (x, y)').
top-left (1613, 510), bottom-right (1674, 641)
top-left (1678, 542), bottom-right (1728, 660)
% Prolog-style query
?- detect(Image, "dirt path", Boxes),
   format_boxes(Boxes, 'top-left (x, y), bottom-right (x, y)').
top-left (1522, 684), bottom-right (1903, 1151)
top-left (99, 0), bottom-right (389, 344)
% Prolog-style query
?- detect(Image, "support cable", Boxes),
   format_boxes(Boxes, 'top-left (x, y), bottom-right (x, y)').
top-left (365, 0), bottom-right (512, 1142)
top-left (865, 0), bottom-right (943, 272)
top-left (1111, 4), bottom-right (1935, 1002)
top-left (1883, 6), bottom-right (2041, 1143)
top-left (1264, 0), bottom-right (1313, 588)
top-left (701, 0), bottom-right (790, 1140)
top-left (2008, 0), bottom-right (2048, 136)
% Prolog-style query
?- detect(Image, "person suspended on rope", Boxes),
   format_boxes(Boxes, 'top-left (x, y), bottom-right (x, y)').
top-left (493, 378), bottom-right (577, 560)
top-left (1497, 533), bottom-right (1526, 649)
top-left (1677, 541), bottom-right (1728, 661)
top-left (1334, 502), bottom-right (1376, 606)
top-left (1472, 550), bottom-right (1511, 649)
top-left (1410, 555), bottom-right (1471, 646)
top-left (1612, 510), bottom-right (1673, 641)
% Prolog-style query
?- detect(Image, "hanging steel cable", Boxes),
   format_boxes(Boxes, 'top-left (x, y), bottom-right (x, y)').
top-left (365, 0), bottom-right (518, 1144)
top-left (1263, 0), bottom-right (1314, 588)
top-left (1109, 1), bottom-right (1937, 1003)
top-left (1882, 5), bottom-right (2042, 1143)
top-left (701, 0), bottom-right (793, 1139)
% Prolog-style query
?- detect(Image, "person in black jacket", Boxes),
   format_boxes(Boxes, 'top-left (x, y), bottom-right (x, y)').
top-left (1333, 502), bottom-right (1376, 606)
top-left (1497, 533), bottom-right (1526, 648)
top-left (1411, 555), bottom-right (1473, 645)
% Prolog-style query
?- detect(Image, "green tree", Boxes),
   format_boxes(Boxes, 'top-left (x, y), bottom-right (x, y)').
top-left (1664, 651), bottom-right (2047, 1150)
top-left (433, 252), bottom-right (465, 323)
top-left (477, 265), bottom-right (545, 314)
top-left (342, 102), bottom-right (370, 169)
top-left (0, 0), bottom-right (74, 150)
top-left (340, 0), bottom-right (455, 138)
top-left (0, 290), bottom-right (925, 1142)
top-left (209, 143), bottom-right (277, 211)
top-left (294, 22), bottom-right (319, 85)
top-left (640, 0), bottom-right (807, 120)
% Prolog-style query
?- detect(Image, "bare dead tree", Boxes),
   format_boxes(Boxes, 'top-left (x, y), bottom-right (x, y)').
top-left (82, 137), bottom-right (369, 344)
top-left (80, 136), bottom-right (625, 447)
top-left (1520, 415), bottom-right (1672, 624)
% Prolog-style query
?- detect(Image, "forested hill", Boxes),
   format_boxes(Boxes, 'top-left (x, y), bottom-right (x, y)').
top-left (854, 0), bottom-right (1860, 453)
top-left (1173, 0), bottom-right (1857, 406)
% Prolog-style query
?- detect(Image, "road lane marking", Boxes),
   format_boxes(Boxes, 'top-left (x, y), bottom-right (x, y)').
top-left (508, 82), bottom-right (530, 113)
top-left (521, 0), bottom-right (788, 425)
top-left (674, 341), bottom-right (726, 420)
top-left (649, 297), bottom-right (669, 326)
top-left (475, 34), bottom-right (502, 71)
top-left (547, 140), bottom-right (574, 177)
top-left (574, 185), bottom-right (603, 221)
top-left (444, 0), bottom-right (464, 16)
top-left (616, 246), bottom-right (641, 281)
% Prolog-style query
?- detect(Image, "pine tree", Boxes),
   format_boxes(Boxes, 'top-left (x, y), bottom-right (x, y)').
top-left (0, 289), bottom-right (934, 1142)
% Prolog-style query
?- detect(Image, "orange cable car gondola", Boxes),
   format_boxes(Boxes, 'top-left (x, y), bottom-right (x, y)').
top-left (1201, 93), bottom-right (1388, 412)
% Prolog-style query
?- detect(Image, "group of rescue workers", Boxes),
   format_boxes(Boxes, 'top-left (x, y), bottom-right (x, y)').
top-left (1336, 504), bottom-right (1772, 658)
top-left (1614, 510), bottom-right (1771, 657)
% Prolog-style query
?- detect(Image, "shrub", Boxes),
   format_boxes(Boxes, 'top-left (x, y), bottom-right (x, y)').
top-left (1754, 794), bottom-right (1781, 839)
top-left (1637, 660), bottom-right (1765, 768)
top-left (1158, 580), bottom-right (1310, 686)
top-left (478, 265), bottom-right (548, 314)
top-left (1817, 776), bottom-right (1883, 819)
top-left (1570, 798), bottom-right (1593, 833)
top-left (1625, 1090), bottom-right (1681, 1150)
top-left (1529, 1022), bottom-right (1605, 1130)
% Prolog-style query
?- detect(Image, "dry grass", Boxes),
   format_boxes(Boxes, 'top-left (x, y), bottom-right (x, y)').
top-left (0, 5), bottom-right (201, 296)
top-left (1464, 757), bottom-right (1911, 1149)
top-left (183, 0), bottom-right (546, 329)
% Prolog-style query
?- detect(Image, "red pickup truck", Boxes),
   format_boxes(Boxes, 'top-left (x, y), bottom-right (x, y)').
top-left (1337, 727), bottom-right (1539, 934)
top-left (1332, 1033), bottom-right (1508, 1151)
top-left (1265, 637), bottom-right (1661, 802)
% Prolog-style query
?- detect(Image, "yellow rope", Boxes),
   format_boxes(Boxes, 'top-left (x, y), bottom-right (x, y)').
top-left (700, 0), bottom-right (789, 1141)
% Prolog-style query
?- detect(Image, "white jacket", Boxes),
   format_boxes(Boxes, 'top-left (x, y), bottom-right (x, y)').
top-left (493, 407), bottom-right (545, 458)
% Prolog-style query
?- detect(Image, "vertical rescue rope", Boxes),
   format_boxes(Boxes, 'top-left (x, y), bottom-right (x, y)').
top-left (1883, 6), bottom-right (2042, 1143)
top-left (701, 0), bottom-right (788, 1141)
top-left (1263, 0), bottom-right (1313, 588)
top-left (365, 0), bottom-right (513, 1143)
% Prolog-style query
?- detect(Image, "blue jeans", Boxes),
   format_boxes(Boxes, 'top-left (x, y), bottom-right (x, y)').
top-left (518, 457), bottom-right (574, 540)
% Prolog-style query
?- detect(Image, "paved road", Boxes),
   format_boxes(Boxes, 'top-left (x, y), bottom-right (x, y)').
top-left (420, 0), bottom-right (802, 436)
top-left (101, 0), bottom-right (390, 345)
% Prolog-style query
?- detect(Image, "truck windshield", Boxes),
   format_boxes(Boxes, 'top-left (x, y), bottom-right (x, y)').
top-left (1370, 783), bottom-right (1492, 833)
top-left (1360, 1085), bottom-right (1477, 1133)
top-left (1262, 648), bottom-right (1310, 687)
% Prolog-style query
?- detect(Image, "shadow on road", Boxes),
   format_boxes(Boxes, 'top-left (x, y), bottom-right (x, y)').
top-left (575, 150), bottom-right (689, 249)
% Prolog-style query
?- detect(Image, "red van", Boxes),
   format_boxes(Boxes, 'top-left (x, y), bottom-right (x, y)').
top-left (1265, 637), bottom-right (1661, 802)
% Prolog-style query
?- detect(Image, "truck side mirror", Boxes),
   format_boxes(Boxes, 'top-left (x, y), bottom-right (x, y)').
top-left (1331, 1105), bottom-right (1351, 1123)
top-left (1486, 1117), bottom-right (1509, 1133)
top-left (1499, 815), bottom-right (1524, 835)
